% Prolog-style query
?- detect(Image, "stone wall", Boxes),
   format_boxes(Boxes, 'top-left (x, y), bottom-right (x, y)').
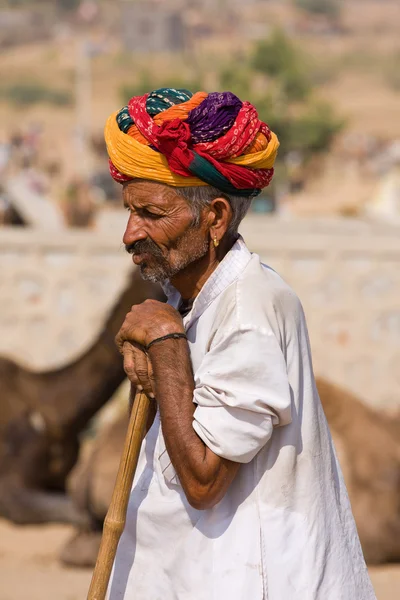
top-left (0, 227), bottom-right (131, 370)
top-left (1, 216), bottom-right (400, 410)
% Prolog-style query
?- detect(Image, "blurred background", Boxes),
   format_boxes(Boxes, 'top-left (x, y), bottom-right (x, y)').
top-left (0, 0), bottom-right (399, 598)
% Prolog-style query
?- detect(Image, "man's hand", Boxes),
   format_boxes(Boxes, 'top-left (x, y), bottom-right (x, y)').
top-left (115, 299), bottom-right (185, 350)
top-left (122, 342), bottom-right (156, 398)
top-left (116, 299), bottom-right (184, 399)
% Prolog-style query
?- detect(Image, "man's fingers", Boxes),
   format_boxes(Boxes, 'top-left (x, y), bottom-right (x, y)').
top-left (122, 342), bottom-right (155, 398)
top-left (115, 332), bottom-right (123, 354)
top-left (123, 342), bottom-right (139, 387)
top-left (115, 326), bottom-right (129, 354)
top-left (115, 312), bottom-right (137, 354)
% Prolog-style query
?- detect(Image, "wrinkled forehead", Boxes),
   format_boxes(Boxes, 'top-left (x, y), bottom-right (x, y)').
top-left (122, 179), bottom-right (184, 208)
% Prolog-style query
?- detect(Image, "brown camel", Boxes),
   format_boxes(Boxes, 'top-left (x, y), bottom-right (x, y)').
top-left (0, 268), bottom-right (164, 526)
top-left (317, 378), bottom-right (400, 564)
top-left (61, 377), bottom-right (400, 567)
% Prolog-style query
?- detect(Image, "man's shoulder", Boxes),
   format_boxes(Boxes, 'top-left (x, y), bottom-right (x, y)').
top-left (245, 253), bottom-right (301, 312)
top-left (216, 252), bottom-right (304, 334)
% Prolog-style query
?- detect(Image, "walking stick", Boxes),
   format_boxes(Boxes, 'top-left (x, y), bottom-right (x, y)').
top-left (87, 390), bottom-right (150, 600)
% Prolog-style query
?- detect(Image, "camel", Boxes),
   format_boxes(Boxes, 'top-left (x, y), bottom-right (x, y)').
top-left (0, 268), bottom-right (164, 526)
top-left (61, 377), bottom-right (400, 567)
top-left (317, 378), bottom-right (400, 564)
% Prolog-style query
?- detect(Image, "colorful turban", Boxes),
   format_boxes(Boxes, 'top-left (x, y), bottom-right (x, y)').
top-left (104, 88), bottom-right (279, 198)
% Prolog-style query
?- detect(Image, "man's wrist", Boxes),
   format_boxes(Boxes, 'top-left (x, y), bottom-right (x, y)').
top-left (144, 324), bottom-right (185, 347)
top-left (146, 332), bottom-right (187, 351)
top-left (147, 335), bottom-right (188, 357)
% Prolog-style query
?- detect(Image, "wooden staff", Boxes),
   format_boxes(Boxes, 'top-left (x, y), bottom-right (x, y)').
top-left (87, 390), bottom-right (150, 600)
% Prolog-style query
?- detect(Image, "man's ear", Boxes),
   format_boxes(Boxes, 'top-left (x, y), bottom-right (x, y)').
top-left (208, 196), bottom-right (232, 240)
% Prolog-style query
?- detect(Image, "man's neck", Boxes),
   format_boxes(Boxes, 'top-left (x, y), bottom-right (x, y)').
top-left (170, 234), bottom-right (237, 301)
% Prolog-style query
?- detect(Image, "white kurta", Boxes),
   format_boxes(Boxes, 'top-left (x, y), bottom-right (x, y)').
top-left (108, 237), bottom-right (376, 600)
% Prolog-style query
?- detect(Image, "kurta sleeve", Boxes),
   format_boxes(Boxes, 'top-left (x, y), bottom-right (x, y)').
top-left (192, 326), bottom-right (292, 463)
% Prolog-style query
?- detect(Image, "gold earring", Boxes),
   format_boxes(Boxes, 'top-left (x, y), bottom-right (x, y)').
top-left (213, 235), bottom-right (219, 248)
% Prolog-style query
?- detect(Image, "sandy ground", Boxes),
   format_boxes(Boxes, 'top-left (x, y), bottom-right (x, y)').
top-left (0, 520), bottom-right (399, 600)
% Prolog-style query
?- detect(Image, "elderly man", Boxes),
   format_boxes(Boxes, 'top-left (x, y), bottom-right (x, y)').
top-left (105, 89), bottom-right (375, 599)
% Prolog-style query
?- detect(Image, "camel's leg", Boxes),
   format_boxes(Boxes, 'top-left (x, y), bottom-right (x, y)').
top-left (0, 483), bottom-right (90, 526)
top-left (60, 530), bottom-right (102, 568)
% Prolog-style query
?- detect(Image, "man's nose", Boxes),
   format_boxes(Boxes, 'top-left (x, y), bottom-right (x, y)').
top-left (123, 213), bottom-right (147, 246)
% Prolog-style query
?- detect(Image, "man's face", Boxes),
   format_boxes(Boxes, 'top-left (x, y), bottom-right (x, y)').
top-left (122, 180), bottom-right (209, 283)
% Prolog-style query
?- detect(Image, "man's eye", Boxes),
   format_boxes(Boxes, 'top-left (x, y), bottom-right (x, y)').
top-left (142, 209), bottom-right (162, 219)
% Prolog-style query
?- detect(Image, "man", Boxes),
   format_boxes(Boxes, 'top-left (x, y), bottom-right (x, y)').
top-left (105, 88), bottom-right (375, 599)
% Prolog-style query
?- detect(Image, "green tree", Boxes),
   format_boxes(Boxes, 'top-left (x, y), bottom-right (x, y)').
top-left (286, 101), bottom-right (344, 154)
top-left (219, 66), bottom-right (252, 99)
top-left (251, 29), bottom-right (311, 101)
top-left (252, 29), bottom-right (297, 78)
top-left (1, 83), bottom-right (72, 106)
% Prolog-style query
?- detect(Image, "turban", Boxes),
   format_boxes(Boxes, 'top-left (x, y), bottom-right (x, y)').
top-left (104, 88), bottom-right (279, 198)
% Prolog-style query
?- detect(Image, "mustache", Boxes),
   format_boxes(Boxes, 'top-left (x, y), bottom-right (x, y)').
top-left (125, 239), bottom-right (164, 258)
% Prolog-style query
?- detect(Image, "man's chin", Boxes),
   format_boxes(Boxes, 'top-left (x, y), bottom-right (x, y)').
top-left (138, 263), bottom-right (167, 284)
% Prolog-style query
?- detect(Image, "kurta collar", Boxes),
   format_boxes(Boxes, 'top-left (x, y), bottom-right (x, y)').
top-left (161, 235), bottom-right (252, 331)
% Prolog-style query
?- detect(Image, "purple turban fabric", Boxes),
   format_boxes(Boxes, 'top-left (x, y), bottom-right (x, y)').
top-left (187, 92), bottom-right (243, 144)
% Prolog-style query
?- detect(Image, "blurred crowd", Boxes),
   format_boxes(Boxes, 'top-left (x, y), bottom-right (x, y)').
top-left (0, 124), bottom-right (120, 227)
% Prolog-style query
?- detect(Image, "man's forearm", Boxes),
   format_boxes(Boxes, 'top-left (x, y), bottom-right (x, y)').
top-left (148, 339), bottom-right (238, 508)
top-left (148, 339), bottom-right (207, 480)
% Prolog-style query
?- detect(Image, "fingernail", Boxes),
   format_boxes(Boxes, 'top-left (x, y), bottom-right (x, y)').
top-left (137, 385), bottom-right (143, 391)
top-left (149, 393), bottom-right (155, 399)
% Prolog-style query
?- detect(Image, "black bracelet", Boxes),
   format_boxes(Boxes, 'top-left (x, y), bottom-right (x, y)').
top-left (146, 332), bottom-right (187, 351)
